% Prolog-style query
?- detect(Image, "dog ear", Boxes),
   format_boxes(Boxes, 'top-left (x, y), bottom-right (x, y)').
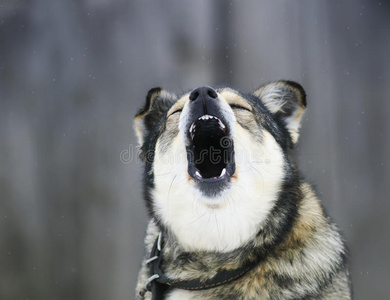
top-left (134, 87), bottom-right (177, 145)
top-left (253, 81), bottom-right (307, 144)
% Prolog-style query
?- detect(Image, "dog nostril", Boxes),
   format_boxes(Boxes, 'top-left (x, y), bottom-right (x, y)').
top-left (189, 90), bottom-right (199, 101)
top-left (207, 89), bottom-right (217, 99)
top-left (189, 86), bottom-right (217, 101)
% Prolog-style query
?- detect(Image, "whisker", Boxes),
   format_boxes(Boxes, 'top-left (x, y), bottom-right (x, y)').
top-left (166, 175), bottom-right (177, 218)
top-left (187, 210), bottom-right (208, 226)
top-left (205, 211), bottom-right (213, 232)
top-left (154, 172), bottom-right (173, 177)
top-left (214, 213), bottom-right (221, 239)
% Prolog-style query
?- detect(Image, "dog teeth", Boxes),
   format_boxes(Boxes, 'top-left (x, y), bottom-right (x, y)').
top-left (189, 123), bottom-right (196, 139)
top-left (189, 123), bottom-right (195, 138)
top-left (195, 170), bottom-right (203, 178)
top-left (197, 115), bottom-right (227, 131)
top-left (198, 114), bottom-right (217, 121)
top-left (190, 115), bottom-right (227, 139)
top-left (218, 119), bottom-right (226, 130)
top-left (219, 168), bottom-right (227, 178)
top-left (189, 123), bottom-right (195, 133)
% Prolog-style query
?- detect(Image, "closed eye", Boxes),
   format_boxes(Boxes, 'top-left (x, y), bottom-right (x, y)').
top-left (230, 104), bottom-right (252, 112)
top-left (169, 109), bottom-right (182, 116)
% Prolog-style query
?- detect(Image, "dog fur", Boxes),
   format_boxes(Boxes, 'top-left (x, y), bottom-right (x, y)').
top-left (134, 81), bottom-right (351, 299)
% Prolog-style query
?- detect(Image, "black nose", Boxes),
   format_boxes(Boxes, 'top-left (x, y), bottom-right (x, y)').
top-left (189, 86), bottom-right (218, 102)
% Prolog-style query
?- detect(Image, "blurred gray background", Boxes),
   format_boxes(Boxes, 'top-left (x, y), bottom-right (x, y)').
top-left (1, 1), bottom-right (389, 299)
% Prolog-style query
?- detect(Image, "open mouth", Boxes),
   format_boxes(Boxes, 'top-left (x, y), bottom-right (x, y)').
top-left (187, 114), bottom-right (235, 184)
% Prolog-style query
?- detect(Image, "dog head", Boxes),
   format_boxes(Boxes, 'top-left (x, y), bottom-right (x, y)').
top-left (135, 81), bottom-right (306, 252)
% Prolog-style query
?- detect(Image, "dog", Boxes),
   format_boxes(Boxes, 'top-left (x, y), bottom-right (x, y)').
top-left (134, 81), bottom-right (351, 299)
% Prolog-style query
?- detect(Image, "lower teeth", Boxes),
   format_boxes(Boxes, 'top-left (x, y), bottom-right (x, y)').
top-left (194, 167), bottom-right (227, 179)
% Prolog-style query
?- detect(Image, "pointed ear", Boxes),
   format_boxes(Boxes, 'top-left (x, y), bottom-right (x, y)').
top-left (134, 87), bottom-right (177, 145)
top-left (253, 81), bottom-right (307, 144)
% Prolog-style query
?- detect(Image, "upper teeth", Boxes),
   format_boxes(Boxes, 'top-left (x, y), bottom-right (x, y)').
top-left (199, 115), bottom-right (216, 121)
top-left (188, 115), bottom-right (227, 139)
top-left (189, 123), bottom-right (195, 134)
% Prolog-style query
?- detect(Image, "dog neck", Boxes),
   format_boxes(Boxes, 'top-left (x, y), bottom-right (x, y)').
top-left (142, 230), bottom-right (264, 300)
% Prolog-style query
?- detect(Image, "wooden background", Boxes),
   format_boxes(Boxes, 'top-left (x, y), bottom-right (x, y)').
top-left (1, 1), bottom-right (389, 299)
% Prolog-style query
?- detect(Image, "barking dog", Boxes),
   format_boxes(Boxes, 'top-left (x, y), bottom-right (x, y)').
top-left (134, 81), bottom-right (351, 299)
